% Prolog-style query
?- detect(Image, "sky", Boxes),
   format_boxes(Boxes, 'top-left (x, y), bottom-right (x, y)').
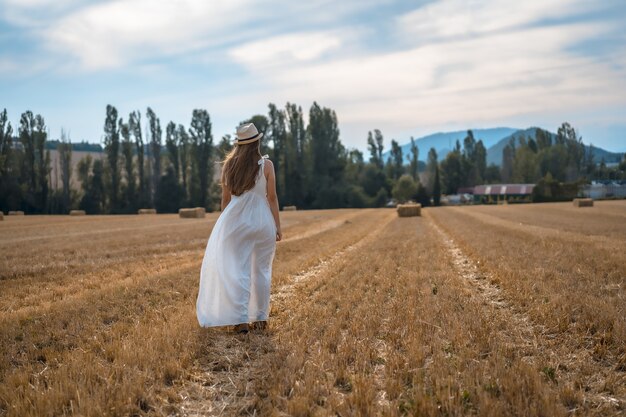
top-left (1, 0), bottom-right (625, 152)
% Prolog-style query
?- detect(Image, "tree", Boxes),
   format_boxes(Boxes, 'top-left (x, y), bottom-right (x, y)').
top-left (267, 103), bottom-right (287, 203)
top-left (103, 104), bottom-right (120, 212)
top-left (19, 112), bottom-right (37, 208)
top-left (389, 139), bottom-right (404, 180)
top-left (79, 158), bottom-right (105, 214)
top-left (440, 149), bottom-right (463, 194)
top-left (501, 143), bottom-right (514, 183)
top-left (366, 129), bottom-right (384, 169)
top-left (19, 111), bottom-right (49, 213)
top-left (0, 108), bottom-right (17, 212)
top-left (512, 146), bottom-right (540, 183)
top-left (147, 107), bottom-right (162, 203)
top-left (178, 124), bottom-right (191, 202)
top-left (433, 164), bottom-right (441, 206)
top-left (0, 109), bottom-right (12, 179)
top-left (165, 121), bottom-right (180, 180)
top-left (408, 137), bottom-right (419, 181)
top-left (427, 147), bottom-right (440, 205)
top-left (188, 109), bottom-right (213, 209)
top-left (307, 102), bottom-right (346, 208)
top-left (484, 164), bottom-right (501, 183)
top-left (285, 102), bottom-right (306, 207)
top-left (155, 166), bottom-right (184, 213)
top-left (58, 130), bottom-right (73, 212)
top-left (129, 111), bottom-right (148, 208)
top-left (119, 119), bottom-right (136, 212)
top-left (392, 174), bottom-right (418, 203)
top-left (426, 147), bottom-right (438, 195)
top-left (475, 140), bottom-right (487, 183)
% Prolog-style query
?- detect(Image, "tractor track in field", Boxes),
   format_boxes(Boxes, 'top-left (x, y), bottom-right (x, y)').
top-left (425, 212), bottom-right (624, 413)
top-left (176, 211), bottom-right (396, 416)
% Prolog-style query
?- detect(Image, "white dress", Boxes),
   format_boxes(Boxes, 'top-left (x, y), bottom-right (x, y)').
top-left (196, 155), bottom-right (277, 327)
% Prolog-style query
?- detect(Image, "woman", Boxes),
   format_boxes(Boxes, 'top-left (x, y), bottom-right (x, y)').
top-left (196, 123), bottom-right (282, 334)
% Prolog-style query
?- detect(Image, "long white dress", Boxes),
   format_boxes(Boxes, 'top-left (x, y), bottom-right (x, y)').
top-left (196, 155), bottom-right (277, 327)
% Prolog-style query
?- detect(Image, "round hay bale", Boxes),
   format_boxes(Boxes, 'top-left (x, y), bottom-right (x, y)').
top-left (397, 203), bottom-right (421, 217)
top-left (179, 207), bottom-right (206, 218)
top-left (8, 210), bottom-right (24, 216)
top-left (573, 198), bottom-right (593, 207)
top-left (138, 208), bottom-right (157, 214)
top-left (283, 205), bottom-right (297, 211)
top-left (69, 210), bottom-right (86, 216)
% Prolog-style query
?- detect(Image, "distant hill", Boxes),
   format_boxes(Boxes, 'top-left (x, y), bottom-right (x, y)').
top-left (486, 128), bottom-right (624, 166)
top-left (383, 127), bottom-right (622, 167)
top-left (383, 127), bottom-right (519, 162)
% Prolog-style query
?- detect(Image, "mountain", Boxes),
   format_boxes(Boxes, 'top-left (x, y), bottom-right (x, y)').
top-left (486, 128), bottom-right (541, 166)
top-left (486, 128), bottom-right (624, 166)
top-left (382, 127), bottom-right (519, 162)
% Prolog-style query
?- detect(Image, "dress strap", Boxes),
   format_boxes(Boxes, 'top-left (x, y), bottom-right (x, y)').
top-left (257, 154), bottom-right (269, 166)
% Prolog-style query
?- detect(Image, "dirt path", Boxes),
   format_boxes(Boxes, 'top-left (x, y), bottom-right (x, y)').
top-left (426, 213), bottom-right (543, 363)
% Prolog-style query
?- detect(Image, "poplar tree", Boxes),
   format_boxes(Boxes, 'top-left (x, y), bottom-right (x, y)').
top-left (103, 105), bottom-right (120, 211)
top-left (147, 107), bottom-right (162, 203)
top-left (188, 109), bottom-right (213, 209)
top-left (119, 119), bottom-right (136, 212)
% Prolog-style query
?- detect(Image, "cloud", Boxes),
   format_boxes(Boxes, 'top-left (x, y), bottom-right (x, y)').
top-left (1, 0), bottom-right (624, 150)
top-left (216, 1), bottom-right (626, 147)
top-left (229, 31), bottom-right (343, 69)
top-left (0, 0), bottom-right (384, 71)
top-left (396, 0), bottom-right (594, 42)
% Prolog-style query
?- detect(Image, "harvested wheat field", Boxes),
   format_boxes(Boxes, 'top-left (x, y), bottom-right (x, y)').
top-left (0, 202), bottom-right (624, 416)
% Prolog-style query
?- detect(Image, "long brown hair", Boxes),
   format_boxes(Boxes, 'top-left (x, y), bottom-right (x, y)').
top-left (221, 141), bottom-right (262, 196)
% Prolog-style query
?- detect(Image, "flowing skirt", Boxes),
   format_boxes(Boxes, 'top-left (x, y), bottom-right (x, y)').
top-left (196, 192), bottom-right (276, 327)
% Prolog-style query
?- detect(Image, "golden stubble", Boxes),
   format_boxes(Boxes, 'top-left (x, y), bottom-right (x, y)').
top-left (0, 201), bottom-right (624, 416)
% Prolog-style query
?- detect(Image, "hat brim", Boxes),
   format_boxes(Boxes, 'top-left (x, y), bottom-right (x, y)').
top-left (235, 132), bottom-right (263, 145)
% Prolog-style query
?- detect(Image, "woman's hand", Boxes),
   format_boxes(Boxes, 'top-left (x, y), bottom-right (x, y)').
top-left (276, 227), bottom-right (282, 242)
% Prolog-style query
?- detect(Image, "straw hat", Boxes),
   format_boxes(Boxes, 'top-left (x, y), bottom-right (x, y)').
top-left (235, 123), bottom-right (263, 145)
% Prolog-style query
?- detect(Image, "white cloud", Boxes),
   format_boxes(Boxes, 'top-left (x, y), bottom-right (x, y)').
top-left (1, 0), bottom-right (624, 149)
top-left (0, 0), bottom-right (382, 70)
top-left (396, 0), bottom-right (593, 42)
top-left (230, 31), bottom-right (343, 69)
top-left (230, 18), bottom-right (626, 147)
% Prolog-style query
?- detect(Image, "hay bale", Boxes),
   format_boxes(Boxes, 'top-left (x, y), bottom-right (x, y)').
top-left (179, 207), bottom-right (206, 218)
top-left (69, 210), bottom-right (86, 216)
top-left (397, 203), bottom-right (421, 217)
top-left (573, 198), bottom-right (593, 207)
top-left (283, 205), bottom-right (297, 211)
top-left (8, 210), bottom-right (24, 216)
top-left (138, 208), bottom-right (157, 214)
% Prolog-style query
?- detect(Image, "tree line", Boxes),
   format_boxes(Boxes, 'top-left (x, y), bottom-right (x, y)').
top-left (1, 105), bottom-right (624, 214)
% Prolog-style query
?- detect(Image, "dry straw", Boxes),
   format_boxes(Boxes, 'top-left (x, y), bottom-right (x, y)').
top-left (138, 209), bottom-right (157, 214)
top-left (573, 198), bottom-right (593, 207)
top-left (283, 206), bottom-right (297, 211)
top-left (69, 210), bottom-right (86, 216)
top-left (8, 210), bottom-right (24, 215)
top-left (397, 203), bottom-right (421, 217)
top-left (179, 207), bottom-right (206, 218)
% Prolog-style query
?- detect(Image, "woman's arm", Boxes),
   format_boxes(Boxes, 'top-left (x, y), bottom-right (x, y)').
top-left (221, 183), bottom-right (231, 211)
top-left (265, 160), bottom-right (282, 241)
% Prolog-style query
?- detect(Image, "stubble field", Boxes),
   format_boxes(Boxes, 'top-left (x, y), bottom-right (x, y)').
top-left (0, 201), bottom-right (625, 416)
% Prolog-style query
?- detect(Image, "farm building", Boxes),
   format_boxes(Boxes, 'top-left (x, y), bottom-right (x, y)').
top-left (581, 182), bottom-right (626, 199)
top-left (473, 184), bottom-right (535, 204)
